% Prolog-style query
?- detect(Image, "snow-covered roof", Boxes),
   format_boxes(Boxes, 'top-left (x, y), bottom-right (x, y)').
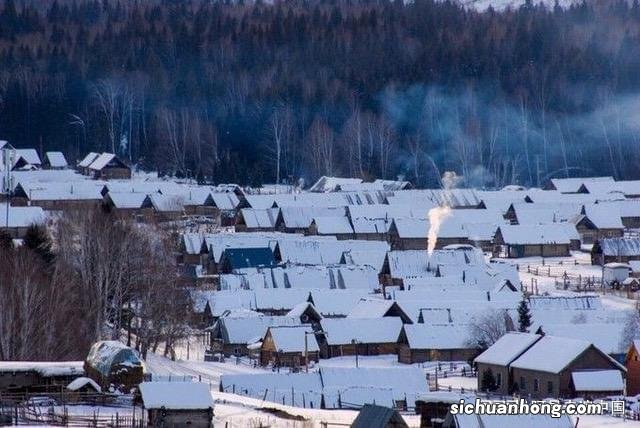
top-left (312, 216), bottom-right (353, 235)
top-left (350, 217), bottom-right (392, 234)
top-left (595, 238), bottom-right (640, 257)
top-left (373, 179), bottom-right (411, 191)
top-left (16, 181), bottom-right (104, 201)
top-left (549, 176), bottom-right (614, 193)
top-left (386, 250), bottom-right (430, 278)
top-left (267, 325), bottom-right (318, 353)
top-left (182, 233), bottom-right (203, 255)
top-left (320, 318), bottom-right (402, 345)
top-left (474, 333), bottom-right (542, 366)
top-left (67, 377), bottom-right (101, 392)
top-left (617, 180), bottom-right (640, 197)
top-left (309, 289), bottom-right (371, 316)
top-left (403, 324), bottom-right (472, 350)
top-left (139, 382), bottom-right (214, 410)
top-left (347, 298), bottom-right (397, 319)
top-left (105, 192), bottom-right (149, 209)
top-left (280, 206), bottom-right (345, 229)
top-left (78, 152), bottom-right (99, 168)
top-left (309, 176), bottom-right (363, 192)
top-left (510, 335), bottom-right (619, 374)
top-left (333, 265), bottom-right (379, 290)
top-left (215, 316), bottom-right (300, 344)
top-left (147, 193), bottom-right (184, 212)
top-left (88, 153), bottom-right (118, 170)
top-left (571, 370), bottom-right (624, 392)
top-left (497, 224), bottom-right (571, 245)
top-left (0, 361), bottom-right (84, 377)
top-left (512, 203), bottom-right (582, 224)
top-left (392, 218), bottom-right (429, 239)
top-left (341, 249), bottom-right (388, 272)
top-left (15, 149), bottom-right (41, 166)
top-left (286, 302), bottom-right (321, 320)
top-left (580, 204), bottom-right (624, 229)
top-left (45, 151), bottom-right (68, 168)
top-left (207, 192), bottom-right (240, 210)
top-left (240, 208), bottom-right (279, 229)
top-left (0, 205), bottom-right (45, 228)
top-left (537, 322), bottom-right (627, 355)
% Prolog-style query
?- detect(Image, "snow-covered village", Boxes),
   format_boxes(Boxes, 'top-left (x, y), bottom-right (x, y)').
top-left (1, 140), bottom-right (640, 427)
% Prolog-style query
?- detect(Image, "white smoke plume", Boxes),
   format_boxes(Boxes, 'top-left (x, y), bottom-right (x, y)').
top-left (427, 171), bottom-right (461, 255)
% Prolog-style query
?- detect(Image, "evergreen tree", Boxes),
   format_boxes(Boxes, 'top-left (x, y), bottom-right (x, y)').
top-left (0, 229), bottom-right (12, 251)
top-left (23, 224), bottom-right (54, 264)
top-left (480, 368), bottom-right (497, 392)
top-left (517, 298), bottom-right (532, 333)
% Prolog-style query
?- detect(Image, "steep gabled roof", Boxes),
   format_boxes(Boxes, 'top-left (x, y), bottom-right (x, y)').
top-left (474, 333), bottom-right (542, 366)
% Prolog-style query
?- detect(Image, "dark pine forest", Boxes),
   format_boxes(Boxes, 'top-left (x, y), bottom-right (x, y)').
top-left (2, 0), bottom-right (640, 187)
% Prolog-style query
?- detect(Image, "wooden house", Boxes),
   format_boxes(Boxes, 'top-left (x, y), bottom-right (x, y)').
top-left (318, 318), bottom-right (402, 358)
top-left (84, 341), bottom-right (144, 392)
top-left (102, 192), bottom-right (154, 220)
top-left (259, 325), bottom-right (319, 368)
top-left (12, 182), bottom-right (104, 211)
top-left (44, 151), bottom-right (68, 169)
top-left (77, 152), bottom-right (100, 175)
top-left (572, 205), bottom-right (624, 245)
top-left (235, 208), bottom-right (280, 232)
top-left (476, 333), bottom-right (626, 399)
top-left (308, 216), bottom-right (354, 240)
top-left (592, 238), bottom-right (640, 265)
top-left (0, 361), bottom-right (83, 393)
top-left (626, 340), bottom-right (640, 396)
top-left (388, 218), bottom-right (428, 250)
top-left (139, 382), bottom-right (214, 427)
top-left (86, 153), bottom-right (131, 180)
top-left (397, 324), bottom-right (479, 363)
top-left (493, 225), bottom-right (571, 258)
top-left (474, 333), bottom-right (543, 396)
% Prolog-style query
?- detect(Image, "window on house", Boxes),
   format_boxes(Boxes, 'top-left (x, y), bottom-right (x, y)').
top-left (520, 376), bottom-right (526, 390)
top-left (547, 381), bottom-right (553, 394)
top-left (496, 373), bottom-right (502, 387)
top-left (534, 379), bottom-right (539, 392)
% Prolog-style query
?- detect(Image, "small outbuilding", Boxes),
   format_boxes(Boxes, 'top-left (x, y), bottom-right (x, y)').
top-left (350, 404), bottom-right (408, 428)
top-left (139, 381), bottom-right (214, 427)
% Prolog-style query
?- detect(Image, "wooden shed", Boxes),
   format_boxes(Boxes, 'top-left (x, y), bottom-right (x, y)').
top-left (139, 382), bottom-right (214, 427)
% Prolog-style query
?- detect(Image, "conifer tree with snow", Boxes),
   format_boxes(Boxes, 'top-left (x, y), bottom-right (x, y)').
top-left (517, 298), bottom-right (532, 333)
top-left (481, 368), bottom-right (497, 392)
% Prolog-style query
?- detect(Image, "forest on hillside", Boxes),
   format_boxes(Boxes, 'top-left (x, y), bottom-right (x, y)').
top-left (2, 0), bottom-right (640, 187)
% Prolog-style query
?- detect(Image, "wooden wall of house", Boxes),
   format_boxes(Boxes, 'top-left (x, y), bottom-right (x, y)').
top-left (475, 362), bottom-right (510, 396)
top-left (627, 346), bottom-right (640, 396)
top-left (325, 342), bottom-right (397, 358)
top-left (398, 346), bottom-right (478, 364)
top-left (148, 408), bottom-right (213, 428)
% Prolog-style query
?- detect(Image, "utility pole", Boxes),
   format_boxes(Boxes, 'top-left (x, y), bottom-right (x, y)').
top-left (351, 339), bottom-right (360, 368)
top-left (305, 330), bottom-right (327, 373)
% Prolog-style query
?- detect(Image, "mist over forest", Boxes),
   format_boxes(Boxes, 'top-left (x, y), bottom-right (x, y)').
top-left (1, 0), bottom-right (640, 187)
